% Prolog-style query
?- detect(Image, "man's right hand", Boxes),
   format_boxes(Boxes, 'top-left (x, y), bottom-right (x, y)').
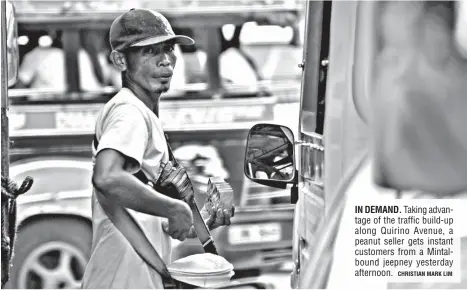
top-left (162, 201), bottom-right (193, 241)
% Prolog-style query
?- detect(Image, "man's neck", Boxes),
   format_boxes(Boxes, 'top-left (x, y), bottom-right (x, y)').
top-left (122, 75), bottom-right (161, 116)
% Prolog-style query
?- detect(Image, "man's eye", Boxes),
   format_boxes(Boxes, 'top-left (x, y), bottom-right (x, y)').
top-left (144, 47), bottom-right (154, 54)
top-left (165, 45), bottom-right (174, 52)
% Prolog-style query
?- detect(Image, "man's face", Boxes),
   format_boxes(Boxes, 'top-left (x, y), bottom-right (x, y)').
top-left (125, 41), bottom-right (177, 94)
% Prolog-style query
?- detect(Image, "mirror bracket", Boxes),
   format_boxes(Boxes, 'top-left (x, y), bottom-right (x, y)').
top-left (291, 183), bottom-right (298, 204)
top-left (290, 169), bottom-right (299, 204)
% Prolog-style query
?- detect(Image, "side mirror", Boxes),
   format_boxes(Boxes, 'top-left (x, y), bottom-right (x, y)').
top-left (244, 123), bottom-right (296, 189)
top-left (5, 0), bottom-right (19, 88)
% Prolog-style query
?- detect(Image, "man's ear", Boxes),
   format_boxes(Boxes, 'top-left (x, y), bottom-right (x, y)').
top-left (110, 50), bottom-right (127, 72)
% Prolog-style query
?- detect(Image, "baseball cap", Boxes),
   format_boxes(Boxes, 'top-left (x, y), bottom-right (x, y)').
top-left (110, 8), bottom-right (194, 52)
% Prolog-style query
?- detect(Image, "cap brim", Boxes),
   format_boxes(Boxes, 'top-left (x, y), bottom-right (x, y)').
top-left (131, 35), bottom-right (195, 47)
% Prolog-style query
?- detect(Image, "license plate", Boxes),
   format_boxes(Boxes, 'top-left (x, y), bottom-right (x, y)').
top-left (228, 223), bottom-right (281, 245)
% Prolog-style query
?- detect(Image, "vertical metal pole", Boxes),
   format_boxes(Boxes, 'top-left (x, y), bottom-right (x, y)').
top-left (1, 1), bottom-right (10, 286)
top-left (1, 0), bottom-right (10, 176)
top-left (205, 27), bottom-right (221, 98)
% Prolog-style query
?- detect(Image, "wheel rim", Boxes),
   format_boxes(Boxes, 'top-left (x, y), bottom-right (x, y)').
top-left (18, 241), bottom-right (87, 289)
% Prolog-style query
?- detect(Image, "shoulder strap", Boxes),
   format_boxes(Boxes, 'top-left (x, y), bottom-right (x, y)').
top-left (94, 192), bottom-right (173, 284)
top-left (163, 134), bottom-right (178, 166)
top-left (93, 134), bottom-right (176, 179)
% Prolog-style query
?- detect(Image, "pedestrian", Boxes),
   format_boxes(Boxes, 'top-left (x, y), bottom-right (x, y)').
top-left (81, 8), bottom-right (233, 289)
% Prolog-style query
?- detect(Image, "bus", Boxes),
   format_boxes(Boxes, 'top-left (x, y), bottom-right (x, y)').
top-left (5, 0), bottom-right (304, 288)
top-left (243, 1), bottom-right (467, 289)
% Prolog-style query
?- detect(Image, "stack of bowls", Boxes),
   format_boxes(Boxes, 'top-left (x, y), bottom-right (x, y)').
top-left (167, 253), bottom-right (235, 288)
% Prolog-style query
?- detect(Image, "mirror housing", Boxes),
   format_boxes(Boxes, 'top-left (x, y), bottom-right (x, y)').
top-left (5, 0), bottom-right (19, 88)
top-left (244, 123), bottom-right (296, 189)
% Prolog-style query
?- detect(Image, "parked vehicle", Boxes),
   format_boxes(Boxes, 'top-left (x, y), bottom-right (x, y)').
top-left (5, 0), bottom-right (304, 288)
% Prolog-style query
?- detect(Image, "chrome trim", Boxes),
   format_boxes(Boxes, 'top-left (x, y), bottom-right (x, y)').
top-left (9, 96), bottom-right (278, 110)
top-left (8, 80), bottom-right (300, 100)
top-left (10, 146), bottom-right (91, 156)
top-left (16, 203), bottom-right (92, 226)
top-left (295, 140), bottom-right (324, 152)
top-left (16, 189), bottom-right (91, 205)
top-left (245, 191), bottom-right (290, 201)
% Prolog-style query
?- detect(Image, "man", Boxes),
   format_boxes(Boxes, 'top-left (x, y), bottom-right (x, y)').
top-left (82, 9), bottom-right (233, 288)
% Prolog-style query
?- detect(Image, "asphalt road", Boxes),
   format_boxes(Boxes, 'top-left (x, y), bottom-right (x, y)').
top-left (261, 271), bottom-right (292, 289)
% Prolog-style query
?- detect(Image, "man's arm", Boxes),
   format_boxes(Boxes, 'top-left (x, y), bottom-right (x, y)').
top-left (93, 148), bottom-right (193, 240)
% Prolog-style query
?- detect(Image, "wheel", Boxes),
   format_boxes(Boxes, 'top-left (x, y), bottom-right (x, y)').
top-left (8, 218), bottom-right (92, 289)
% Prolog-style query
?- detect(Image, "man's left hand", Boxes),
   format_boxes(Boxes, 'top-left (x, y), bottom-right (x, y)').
top-left (187, 204), bottom-right (235, 238)
top-left (202, 204), bottom-right (235, 231)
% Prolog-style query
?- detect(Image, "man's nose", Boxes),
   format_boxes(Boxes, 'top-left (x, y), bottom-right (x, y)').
top-left (158, 53), bottom-right (172, 67)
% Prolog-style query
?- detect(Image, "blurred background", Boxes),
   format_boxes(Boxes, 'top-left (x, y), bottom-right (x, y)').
top-left (5, 0), bottom-right (305, 288)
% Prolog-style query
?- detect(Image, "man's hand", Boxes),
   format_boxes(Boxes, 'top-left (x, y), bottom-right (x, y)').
top-left (184, 205), bottom-right (235, 239)
top-left (201, 204), bottom-right (235, 231)
top-left (162, 201), bottom-right (193, 241)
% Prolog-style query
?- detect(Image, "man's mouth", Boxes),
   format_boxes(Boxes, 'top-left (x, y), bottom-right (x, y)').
top-left (158, 74), bottom-right (172, 82)
top-left (159, 72), bottom-right (173, 78)
top-left (158, 76), bottom-right (172, 83)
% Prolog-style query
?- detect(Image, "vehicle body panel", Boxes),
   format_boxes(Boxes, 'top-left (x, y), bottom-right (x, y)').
top-left (292, 1), bottom-right (371, 288)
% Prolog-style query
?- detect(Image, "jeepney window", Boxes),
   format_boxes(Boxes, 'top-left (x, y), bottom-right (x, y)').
top-left (11, 166), bottom-right (92, 196)
top-left (233, 19), bottom-right (304, 81)
top-left (11, 28), bottom-right (118, 101)
top-left (14, 30), bottom-right (67, 95)
top-left (179, 27), bottom-right (259, 87)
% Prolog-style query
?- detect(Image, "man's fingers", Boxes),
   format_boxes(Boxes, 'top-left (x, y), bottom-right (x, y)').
top-left (178, 232), bottom-right (188, 241)
top-left (206, 209), bottom-right (217, 228)
top-left (215, 209), bottom-right (224, 225)
top-left (171, 230), bottom-right (182, 241)
top-left (162, 221), bottom-right (169, 233)
top-left (223, 209), bottom-right (231, 226)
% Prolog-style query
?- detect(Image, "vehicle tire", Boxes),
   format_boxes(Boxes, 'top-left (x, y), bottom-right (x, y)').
top-left (7, 218), bottom-right (92, 289)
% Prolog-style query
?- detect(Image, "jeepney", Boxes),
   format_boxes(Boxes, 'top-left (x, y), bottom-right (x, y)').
top-left (243, 0), bottom-right (467, 289)
top-left (5, 0), bottom-right (303, 288)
